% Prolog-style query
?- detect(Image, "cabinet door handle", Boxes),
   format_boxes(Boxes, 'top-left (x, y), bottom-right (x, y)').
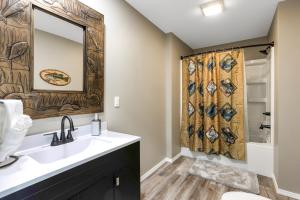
top-left (115, 177), bottom-right (120, 186)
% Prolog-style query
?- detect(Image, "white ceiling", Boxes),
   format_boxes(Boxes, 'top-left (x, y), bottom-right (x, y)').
top-left (125, 0), bottom-right (279, 49)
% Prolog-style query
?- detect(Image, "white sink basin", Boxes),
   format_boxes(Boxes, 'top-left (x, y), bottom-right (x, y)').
top-left (27, 138), bottom-right (111, 164)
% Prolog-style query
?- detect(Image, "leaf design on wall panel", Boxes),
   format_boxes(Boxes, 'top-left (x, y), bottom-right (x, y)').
top-left (81, 9), bottom-right (101, 21)
top-left (0, 84), bottom-right (23, 98)
top-left (87, 29), bottom-right (100, 52)
top-left (8, 41), bottom-right (28, 59)
top-left (43, 0), bottom-right (56, 5)
top-left (0, 0), bottom-right (29, 23)
top-left (42, 0), bottom-right (68, 12)
top-left (0, 68), bottom-right (6, 84)
top-left (87, 57), bottom-right (96, 73)
top-left (0, 15), bottom-right (5, 23)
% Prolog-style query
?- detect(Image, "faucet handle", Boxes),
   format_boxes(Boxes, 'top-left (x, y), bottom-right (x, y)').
top-left (44, 132), bottom-right (60, 146)
top-left (66, 129), bottom-right (74, 142)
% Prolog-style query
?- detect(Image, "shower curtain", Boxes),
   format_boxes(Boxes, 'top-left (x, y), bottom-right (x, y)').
top-left (181, 50), bottom-right (245, 160)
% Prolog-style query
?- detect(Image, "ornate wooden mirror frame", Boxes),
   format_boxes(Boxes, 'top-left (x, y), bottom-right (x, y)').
top-left (0, 0), bottom-right (104, 119)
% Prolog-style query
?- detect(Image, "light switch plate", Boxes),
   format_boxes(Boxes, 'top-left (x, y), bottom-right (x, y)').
top-left (114, 96), bottom-right (120, 108)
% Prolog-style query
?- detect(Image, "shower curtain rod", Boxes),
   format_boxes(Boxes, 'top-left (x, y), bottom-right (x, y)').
top-left (180, 41), bottom-right (274, 60)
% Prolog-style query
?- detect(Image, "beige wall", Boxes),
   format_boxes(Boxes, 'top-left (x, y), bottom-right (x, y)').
top-left (165, 33), bottom-right (192, 158)
top-left (97, 0), bottom-right (167, 175)
top-left (34, 30), bottom-right (83, 91)
top-left (194, 37), bottom-right (269, 61)
top-left (268, 0), bottom-right (300, 194)
top-left (27, 0), bottom-right (191, 175)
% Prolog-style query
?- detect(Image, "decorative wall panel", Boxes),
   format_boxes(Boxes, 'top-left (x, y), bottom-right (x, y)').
top-left (0, 0), bottom-right (104, 119)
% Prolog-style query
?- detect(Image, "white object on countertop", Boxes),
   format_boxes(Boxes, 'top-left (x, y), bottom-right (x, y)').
top-left (91, 113), bottom-right (101, 136)
top-left (0, 100), bottom-right (32, 162)
top-left (221, 192), bottom-right (271, 200)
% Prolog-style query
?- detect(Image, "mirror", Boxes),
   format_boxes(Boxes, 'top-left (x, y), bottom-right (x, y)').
top-left (0, 0), bottom-right (104, 119)
top-left (33, 8), bottom-right (84, 91)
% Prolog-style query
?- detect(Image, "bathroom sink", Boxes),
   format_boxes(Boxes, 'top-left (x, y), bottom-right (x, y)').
top-left (27, 138), bottom-right (111, 164)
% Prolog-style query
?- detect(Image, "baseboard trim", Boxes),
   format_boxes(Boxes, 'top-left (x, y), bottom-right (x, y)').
top-left (140, 153), bottom-right (182, 182)
top-left (140, 158), bottom-right (168, 182)
top-left (272, 174), bottom-right (300, 200)
top-left (165, 153), bottom-right (181, 163)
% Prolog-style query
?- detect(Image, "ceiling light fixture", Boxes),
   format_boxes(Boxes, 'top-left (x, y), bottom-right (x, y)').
top-left (200, 0), bottom-right (224, 17)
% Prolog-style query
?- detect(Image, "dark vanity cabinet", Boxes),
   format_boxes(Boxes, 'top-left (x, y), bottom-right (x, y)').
top-left (3, 142), bottom-right (140, 200)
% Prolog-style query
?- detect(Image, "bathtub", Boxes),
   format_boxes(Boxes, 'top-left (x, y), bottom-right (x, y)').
top-left (181, 142), bottom-right (273, 177)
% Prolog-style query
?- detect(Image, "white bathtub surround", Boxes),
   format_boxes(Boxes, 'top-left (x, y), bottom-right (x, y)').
top-left (245, 58), bottom-right (271, 143)
top-left (189, 159), bottom-right (260, 194)
top-left (0, 100), bottom-right (32, 163)
top-left (0, 122), bottom-right (140, 198)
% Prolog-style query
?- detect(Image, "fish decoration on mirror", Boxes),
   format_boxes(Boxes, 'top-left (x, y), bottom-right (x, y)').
top-left (40, 69), bottom-right (71, 86)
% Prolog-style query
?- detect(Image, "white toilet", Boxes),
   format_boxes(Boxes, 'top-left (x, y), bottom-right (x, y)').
top-left (221, 192), bottom-right (271, 200)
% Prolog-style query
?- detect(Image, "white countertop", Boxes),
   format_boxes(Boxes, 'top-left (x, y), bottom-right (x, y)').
top-left (0, 123), bottom-right (140, 198)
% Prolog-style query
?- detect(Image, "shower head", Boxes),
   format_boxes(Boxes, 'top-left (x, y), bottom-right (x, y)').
top-left (259, 46), bottom-right (271, 55)
top-left (260, 49), bottom-right (269, 55)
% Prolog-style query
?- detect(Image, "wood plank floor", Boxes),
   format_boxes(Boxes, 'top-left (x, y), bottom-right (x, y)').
top-left (141, 157), bottom-right (295, 200)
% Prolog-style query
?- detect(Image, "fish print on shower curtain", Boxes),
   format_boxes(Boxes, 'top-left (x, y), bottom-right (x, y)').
top-left (181, 50), bottom-right (245, 160)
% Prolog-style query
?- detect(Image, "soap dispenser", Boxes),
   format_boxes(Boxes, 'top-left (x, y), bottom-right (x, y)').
top-left (91, 113), bottom-right (101, 136)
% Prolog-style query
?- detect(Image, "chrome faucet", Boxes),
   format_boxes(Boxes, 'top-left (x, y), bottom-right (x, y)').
top-left (44, 116), bottom-right (76, 146)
